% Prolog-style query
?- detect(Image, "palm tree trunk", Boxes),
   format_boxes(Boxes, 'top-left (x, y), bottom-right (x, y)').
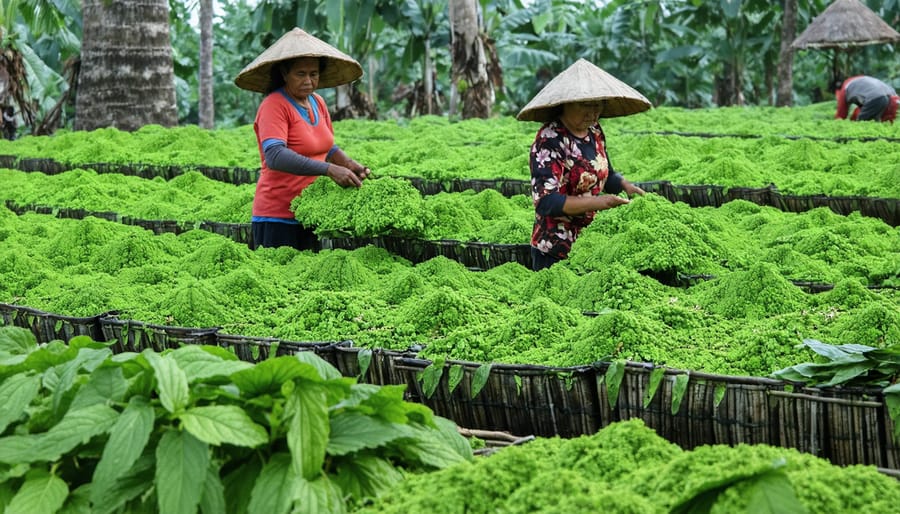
top-left (775, 0), bottom-right (797, 107)
top-left (75, 0), bottom-right (178, 131)
top-left (198, 0), bottom-right (214, 128)
top-left (449, 0), bottom-right (492, 119)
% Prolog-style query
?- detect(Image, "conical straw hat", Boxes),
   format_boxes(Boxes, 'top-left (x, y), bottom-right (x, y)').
top-left (516, 58), bottom-right (651, 122)
top-left (234, 28), bottom-right (363, 93)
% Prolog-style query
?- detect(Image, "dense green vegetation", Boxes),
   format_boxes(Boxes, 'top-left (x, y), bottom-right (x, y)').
top-left (0, 107), bottom-right (897, 198)
top-left (353, 418), bottom-right (900, 514)
top-left (2, 208), bottom-right (898, 379)
top-left (0, 326), bottom-right (471, 513)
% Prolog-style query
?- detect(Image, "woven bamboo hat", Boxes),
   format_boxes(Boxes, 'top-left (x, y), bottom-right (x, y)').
top-left (516, 58), bottom-right (651, 122)
top-left (234, 28), bottom-right (363, 93)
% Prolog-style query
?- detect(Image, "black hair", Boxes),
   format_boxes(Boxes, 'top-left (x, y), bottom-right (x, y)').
top-left (266, 57), bottom-right (328, 94)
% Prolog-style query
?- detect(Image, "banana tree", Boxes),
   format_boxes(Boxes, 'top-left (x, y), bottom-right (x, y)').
top-left (0, 0), bottom-right (80, 136)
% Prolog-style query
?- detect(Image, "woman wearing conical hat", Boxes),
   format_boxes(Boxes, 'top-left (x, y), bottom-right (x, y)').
top-left (517, 58), bottom-right (651, 271)
top-left (235, 28), bottom-right (372, 251)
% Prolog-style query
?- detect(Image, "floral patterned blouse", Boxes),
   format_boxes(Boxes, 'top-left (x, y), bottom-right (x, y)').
top-left (530, 120), bottom-right (624, 260)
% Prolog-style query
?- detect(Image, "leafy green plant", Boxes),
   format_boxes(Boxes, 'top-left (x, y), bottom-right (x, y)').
top-left (0, 326), bottom-right (471, 513)
top-left (773, 338), bottom-right (900, 440)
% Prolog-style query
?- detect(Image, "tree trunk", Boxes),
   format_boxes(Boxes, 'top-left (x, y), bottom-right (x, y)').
top-left (75, 0), bottom-right (178, 131)
top-left (775, 0), bottom-right (797, 107)
top-left (449, 0), bottom-right (492, 119)
top-left (198, 0), bottom-right (214, 128)
top-left (423, 38), bottom-right (434, 115)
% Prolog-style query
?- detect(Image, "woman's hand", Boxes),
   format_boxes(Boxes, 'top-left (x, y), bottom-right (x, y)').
top-left (349, 160), bottom-right (372, 180)
top-left (622, 180), bottom-right (646, 196)
top-left (596, 195), bottom-right (630, 210)
top-left (326, 164), bottom-right (363, 188)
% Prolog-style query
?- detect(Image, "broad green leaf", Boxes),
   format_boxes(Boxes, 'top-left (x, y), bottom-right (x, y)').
top-left (222, 456), bottom-right (262, 514)
top-left (714, 383), bottom-right (727, 407)
top-left (433, 416), bottom-right (473, 461)
top-left (824, 363), bottom-right (875, 386)
top-left (50, 347), bottom-right (111, 415)
top-left (447, 364), bottom-right (464, 394)
top-left (744, 470), bottom-right (808, 514)
top-left (0, 372), bottom-right (41, 433)
top-left (293, 475), bottom-right (345, 514)
top-left (333, 455), bottom-right (403, 502)
top-left (247, 453), bottom-right (294, 514)
top-left (0, 435), bottom-right (37, 464)
top-left (199, 460), bottom-right (226, 514)
top-left (0, 326), bottom-right (37, 360)
top-left (800, 339), bottom-right (853, 360)
top-left (231, 357), bottom-right (322, 396)
top-left (884, 388), bottom-right (900, 441)
top-left (286, 384), bottom-right (329, 480)
top-left (357, 348), bottom-right (373, 379)
top-left (672, 373), bottom-right (690, 415)
top-left (57, 483), bottom-right (91, 514)
top-left (605, 360), bottom-right (626, 410)
top-left (294, 351), bottom-right (341, 381)
top-left (169, 345), bottom-right (252, 383)
top-left (6, 470), bottom-right (68, 514)
top-left (92, 454), bottom-right (156, 514)
top-left (327, 411), bottom-right (403, 456)
top-left (397, 424), bottom-right (469, 469)
top-left (180, 405), bottom-right (269, 447)
top-left (643, 367), bottom-right (666, 408)
top-left (91, 397), bottom-right (154, 505)
top-left (69, 365), bottom-right (128, 411)
top-left (471, 363), bottom-right (492, 398)
top-left (155, 430), bottom-right (209, 514)
top-left (145, 351), bottom-right (190, 413)
top-left (420, 359), bottom-right (444, 399)
top-left (33, 404), bottom-right (119, 462)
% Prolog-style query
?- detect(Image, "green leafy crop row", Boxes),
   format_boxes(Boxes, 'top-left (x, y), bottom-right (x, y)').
top-left (0, 106), bottom-right (897, 197)
top-left (355, 417), bottom-right (900, 514)
top-left (2, 208), bottom-right (898, 379)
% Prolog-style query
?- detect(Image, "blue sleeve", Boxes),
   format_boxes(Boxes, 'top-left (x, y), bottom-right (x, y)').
top-left (603, 156), bottom-right (624, 195)
top-left (536, 192), bottom-right (567, 217)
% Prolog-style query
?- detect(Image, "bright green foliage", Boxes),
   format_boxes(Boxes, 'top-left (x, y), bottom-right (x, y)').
top-left (564, 310), bottom-right (671, 366)
top-left (421, 193), bottom-right (485, 241)
top-left (822, 302), bottom-right (900, 347)
top-left (156, 278), bottom-right (229, 328)
top-left (564, 264), bottom-right (670, 312)
top-left (693, 263), bottom-right (808, 320)
top-left (2, 210), bottom-right (899, 377)
top-left (0, 327), bottom-right (471, 514)
top-left (302, 250), bottom-right (378, 292)
top-left (399, 287), bottom-right (485, 338)
top-left (718, 314), bottom-right (819, 377)
top-left (292, 177), bottom-right (426, 237)
top-left (567, 195), bottom-right (739, 277)
top-left (520, 264), bottom-right (578, 305)
top-left (356, 417), bottom-right (900, 514)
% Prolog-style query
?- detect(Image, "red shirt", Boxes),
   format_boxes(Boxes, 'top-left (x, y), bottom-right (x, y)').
top-left (252, 91), bottom-right (334, 219)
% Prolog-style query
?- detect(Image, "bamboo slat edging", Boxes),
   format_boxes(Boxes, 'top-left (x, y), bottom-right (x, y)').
top-left (617, 129), bottom-right (900, 144)
top-left (767, 389), bottom-right (882, 407)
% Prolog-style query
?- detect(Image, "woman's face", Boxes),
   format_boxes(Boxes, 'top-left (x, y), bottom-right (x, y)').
top-left (282, 57), bottom-right (321, 101)
top-left (560, 101), bottom-right (604, 134)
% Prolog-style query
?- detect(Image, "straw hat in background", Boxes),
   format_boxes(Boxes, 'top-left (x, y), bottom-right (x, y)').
top-left (516, 58), bottom-right (652, 122)
top-left (234, 28), bottom-right (363, 93)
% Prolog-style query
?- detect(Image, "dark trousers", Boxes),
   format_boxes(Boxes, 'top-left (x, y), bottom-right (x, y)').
top-left (531, 247), bottom-right (561, 271)
top-left (858, 95), bottom-right (890, 121)
top-left (251, 221), bottom-right (318, 251)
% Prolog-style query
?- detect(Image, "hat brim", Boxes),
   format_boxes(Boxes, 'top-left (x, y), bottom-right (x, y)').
top-left (234, 28), bottom-right (363, 93)
top-left (517, 59), bottom-right (652, 122)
